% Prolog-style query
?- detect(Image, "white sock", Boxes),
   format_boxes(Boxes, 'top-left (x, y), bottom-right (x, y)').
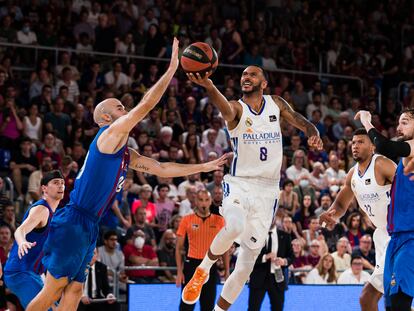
top-left (213, 305), bottom-right (225, 311)
top-left (199, 252), bottom-right (217, 272)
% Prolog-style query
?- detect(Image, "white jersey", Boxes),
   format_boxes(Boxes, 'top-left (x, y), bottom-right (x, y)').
top-left (351, 154), bottom-right (391, 230)
top-left (226, 95), bottom-right (283, 181)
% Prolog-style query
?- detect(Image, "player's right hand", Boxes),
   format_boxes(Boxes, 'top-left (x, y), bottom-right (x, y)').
top-left (176, 271), bottom-right (185, 287)
top-left (18, 241), bottom-right (37, 259)
top-left (168, 37), bottom-right (180, 71)
top-left (186, 72), bottom-right (214, 88)
top-left (319, 209), bottom-right (337, 228)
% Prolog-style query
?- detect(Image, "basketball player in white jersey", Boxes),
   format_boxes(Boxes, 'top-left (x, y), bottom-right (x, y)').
top-left (182, 65), bottom-right (323, 310)
top-left (320, 128), bottom-right (396, 311)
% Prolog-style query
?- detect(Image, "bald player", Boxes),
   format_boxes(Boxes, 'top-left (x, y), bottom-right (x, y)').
top-left (27, 38), bottom-right (228, 311)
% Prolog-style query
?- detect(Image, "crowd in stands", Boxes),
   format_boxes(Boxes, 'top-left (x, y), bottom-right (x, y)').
top-left (0, 0), bottom-right (414, 308)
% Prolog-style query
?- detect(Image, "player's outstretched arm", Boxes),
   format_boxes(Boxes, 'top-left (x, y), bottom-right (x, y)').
top-left (14, 205), bottom-right (49, 259)
top-left (273, 96), bottom-right (323, 150)
top-left (319, 168), bottom-right (355, 227)
top-left (128, 148), bottom-right (228, 177)
top-left (355, 110), bottom-right (414, 158)
top-left (108, 38), bottom-right (180, 134)
top-left (187, 72), bottom-right (240, 122)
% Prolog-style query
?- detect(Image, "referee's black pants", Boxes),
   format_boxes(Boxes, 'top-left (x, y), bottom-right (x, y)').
top-left (180, 257), bottom-right (217, 311)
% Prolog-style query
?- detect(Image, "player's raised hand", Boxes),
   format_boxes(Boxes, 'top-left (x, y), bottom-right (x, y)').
top-left (168, 37), bottom-right (180, 71)
top-left (186, 72), bottom-right (214, 88)
top-left (319, 209), bottom-right (337, 228)
top-left (18, 241), bottom-right (37, 259)
top-left (354, 110), bottom-right (372, 127)
top-left (202, 154), bottom-right (229, 172)
top-left (308, 135), bottom-right (323, 151)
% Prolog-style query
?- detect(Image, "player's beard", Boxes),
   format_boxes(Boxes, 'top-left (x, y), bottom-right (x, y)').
top-left (242, 83), bottom-right (261, 95)
top-left (397, 133), bottom-right (413, 142)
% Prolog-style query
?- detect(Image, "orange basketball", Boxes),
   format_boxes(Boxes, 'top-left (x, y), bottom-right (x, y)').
top-left (180, 42), bottom-right (218, 76)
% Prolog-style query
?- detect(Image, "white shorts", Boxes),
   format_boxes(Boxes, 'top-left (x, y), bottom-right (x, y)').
top-left (369, 228), bottom-right (390, 293)
top-left (221, 175), bottom-right (280, 250)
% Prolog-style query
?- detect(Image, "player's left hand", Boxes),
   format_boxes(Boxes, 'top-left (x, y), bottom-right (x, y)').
top-left (403, 157), bottom-right (414, 180)
top-left (18, 241), bottom-right (37, 259)
top-left (307, 135), bottom-right (323, 151)
top-left (202, 153), bottom-right (229, 172)
top-left (354, 110), bottom-right (372, 127)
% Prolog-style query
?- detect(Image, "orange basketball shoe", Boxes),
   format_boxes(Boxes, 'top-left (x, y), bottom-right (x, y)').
top-left (181, 267), bottom-right (209, 304)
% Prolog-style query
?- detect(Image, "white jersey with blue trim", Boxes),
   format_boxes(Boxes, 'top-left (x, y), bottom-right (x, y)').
top-left (226, 95), bottom-right (283, 181)
top-left (351, 154), bottom-right (391, 230)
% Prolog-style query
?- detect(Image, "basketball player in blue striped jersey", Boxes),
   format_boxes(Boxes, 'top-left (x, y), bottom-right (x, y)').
top-left (183, 66), bottom-right (323, 310)
top-left (356, 109), bottom-right (414, 311)
top-left (26, 38), bottom-right (228, 311)
top-left (4, 170), bottom-right (64, 309)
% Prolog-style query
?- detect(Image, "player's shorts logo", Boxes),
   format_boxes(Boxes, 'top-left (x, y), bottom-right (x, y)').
top-left (233, 199), bottom-right (240, 204)
top-left (245, 117), bottom-right (253, 127)
top-left (391, 273), bottom-right (396, 286)
top-left (250, 236), bottom-right (257, 243)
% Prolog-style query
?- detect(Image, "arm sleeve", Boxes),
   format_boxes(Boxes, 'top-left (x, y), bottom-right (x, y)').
top-left (368, 128), bottom-right (411, 158)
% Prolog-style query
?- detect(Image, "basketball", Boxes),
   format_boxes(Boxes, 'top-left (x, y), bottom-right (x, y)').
top-left (180, 42), bottom-right (218, 76)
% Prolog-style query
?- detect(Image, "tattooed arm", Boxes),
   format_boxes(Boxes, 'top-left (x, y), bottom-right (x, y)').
top-left (128, 148), bottom-right (228, 178)
top-left (272, 95), bottom-right (323, 150)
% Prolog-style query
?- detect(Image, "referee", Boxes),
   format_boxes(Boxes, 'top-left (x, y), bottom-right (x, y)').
top-left (176, 189), bottom-right (229, 311)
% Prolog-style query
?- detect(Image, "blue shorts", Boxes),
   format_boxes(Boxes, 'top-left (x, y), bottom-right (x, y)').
top-left (42, 206), bottom-right (99, 283)
top-left (4, 271), bottom-right (44, 308)
top-left (384, 232), bottom-right (414, 304)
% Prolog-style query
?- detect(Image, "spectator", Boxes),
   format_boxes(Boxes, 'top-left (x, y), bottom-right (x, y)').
top-left (345, 212), bottom-right (364, 249)
top-left (302, 216), bottom-right (321, 249)
top-left (352, 234), bottom-right (375, 270)
top-left (178, 174), bottom-right (205, 201)
top-left (331, 237), bottom-right (351, 273)
top-left (314, 194), bottom-right (332, 217)
top-left (16, 20), bottom-right (37, 44)
top-left (279, 179), bottom-right (299, 218)
top-left (155, 126), bottom-right (174, 160)
top-left (29, 69), bottom-right (51, 100)
top-left (286, 150), bottom-right (310, 185)
top-left (309, 162), bottom-right (329, 194)
top-left (306, 93), bottom-right (328, 120)
top-left (202, 117), bottom-right (228, 150)
top-left (291, 81), bottom-right (309, 114)
top-left (23, 103), bottom-right (42, 143)
top-left (140, 108), bottom-right (162, 139)
top-left (79, 249), bottom-right (119, 311)
top-left (131, 184), bottom-right (156, 224)
top-left (206, 170), bottom-right (224, 195)
top-left (220, 18), bottom-right (243, 64)
top-left (157, 229), bottom-right (177, 283)
top-left (281, 215), bottom-right (302, 242)
top-left (325, 153), bottom-right (346, 187)
top-left (0, 98), bottom-right (23, 146)
top-left (98, 231), bottom-right (128, 291)
top-left (144, 24), bottom-right (166, 58)
top-left (210, 186), bottom-right (223, 216)
top-left (155, 183), bottom-right (175, 238)
top-left (290, 238), bottom-right (311, 284)
top-left (94, 13), bottom-right (117, 53)
top-left (54, 67), bottom-right (80, 105)
top-left (44, 97), bottom-right (72, 144)
top-left (183, 133), bottom-right (203, 163)
top-left (305, 253), bottom-right (337, 284)
top-left (201, 129), bottom-right (223, 161)
top-left (283, 135), bottom-right (305, 170)
top-left (35, 132), bottom-right (61, 168)
top-left (332, 111), bottom-right (351, 141)
top-left (9, 136), bottom-right (38, 200)
top-left (337, 255), bottom-right (370, 285)
top-left (178, 186), bottom-right (197, 217)
top-left (104, 61), bottom-right (129, 96)
top-left (321, 221), bottom-right (347, 253)
top-left (0, 224), bottom-right (12, 265)
top-left (305, 239), bottom-right (321, 267)
top-left (0, 201), bottom-right (17, 232)
top-left (123, 229), bottom-right (159, 283)
top-left (31, 84), bottom-right (53, 115)
top-left (127, 207), bottom-right (156, 249)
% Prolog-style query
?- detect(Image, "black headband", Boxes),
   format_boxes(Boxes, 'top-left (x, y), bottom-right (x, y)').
top-left (41, 170), bottom-right (64, 186)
